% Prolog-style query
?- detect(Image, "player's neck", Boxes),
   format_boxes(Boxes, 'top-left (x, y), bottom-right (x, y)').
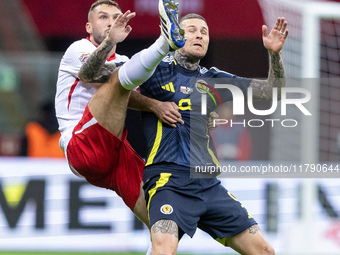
top-left (109, 47), bottom-right (116, 57)
top-left (174, 51), bottom-right (200, 71)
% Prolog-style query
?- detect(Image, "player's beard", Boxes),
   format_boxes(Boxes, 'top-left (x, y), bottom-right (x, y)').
top-left (92, 29), bottom-right (106, 46)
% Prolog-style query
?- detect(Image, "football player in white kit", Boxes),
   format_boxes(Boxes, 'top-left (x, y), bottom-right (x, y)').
top-left (55, 0), bottom-right (185, 227)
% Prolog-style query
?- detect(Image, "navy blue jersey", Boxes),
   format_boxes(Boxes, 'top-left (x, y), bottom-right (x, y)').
top-left (140, 55), bottom-right (252, 169)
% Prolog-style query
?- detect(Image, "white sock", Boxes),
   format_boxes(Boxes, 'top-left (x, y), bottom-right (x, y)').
top-left (145, 242), bottom-right (152, 255)
top-left (118, 36), bottom-right (170, 90)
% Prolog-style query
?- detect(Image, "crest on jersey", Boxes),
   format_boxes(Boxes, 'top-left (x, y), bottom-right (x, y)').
top-left (195, 79), bottom-right (209, 93)
top-left (195, 79), bottom-right (222, 107)
top-left (79, 53), bottom-right (90, 64)
top-left (160, 204), bottom-right (173, 215)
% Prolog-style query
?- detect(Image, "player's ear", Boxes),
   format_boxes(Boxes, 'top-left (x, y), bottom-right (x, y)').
top-left (86, 22), bottom-right (92, 34)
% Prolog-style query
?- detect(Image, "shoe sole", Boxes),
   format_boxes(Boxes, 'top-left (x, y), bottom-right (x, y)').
top-left (159, 0), bottom-right (185, 50)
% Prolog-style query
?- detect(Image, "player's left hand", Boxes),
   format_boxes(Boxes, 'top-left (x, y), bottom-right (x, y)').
top-left (108, 10), bottom-right (136, 44)
top-left (262, 17), bottom-right (288, 55)
top-left (153, 101), bottom-right (184, 128)
top-left (207, 111), bottom-right (219, 131)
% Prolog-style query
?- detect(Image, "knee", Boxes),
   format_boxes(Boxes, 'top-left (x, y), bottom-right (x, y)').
top-left (151, 234), bottom-right (178, 255)
top-left (263, 244), bottom-right (275, 255)
top-left (152, 238), bottom-right (177, 255)
top-left (151, 247), bottom-right (177, 255)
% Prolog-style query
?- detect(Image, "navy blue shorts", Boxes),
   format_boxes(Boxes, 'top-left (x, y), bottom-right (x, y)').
top-left (143, 166), bottom-right (257, 243)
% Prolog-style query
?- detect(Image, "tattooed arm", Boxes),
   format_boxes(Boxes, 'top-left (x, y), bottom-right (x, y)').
top-left (250, 17), bottom-right (288, 101)
top-left (250, 52), bottom-right (285, 101)
top-left (78, 10), bottom-right (135, 86)
top-left (78, 38), bottom-right (117, 85)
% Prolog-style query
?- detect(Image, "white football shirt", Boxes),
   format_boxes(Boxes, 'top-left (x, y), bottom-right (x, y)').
top-left (55, 38), bottom-right (129, 154)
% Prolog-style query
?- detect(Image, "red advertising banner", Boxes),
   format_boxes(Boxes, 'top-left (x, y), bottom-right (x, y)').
top-left (23, 0), bottom-right (265, 39)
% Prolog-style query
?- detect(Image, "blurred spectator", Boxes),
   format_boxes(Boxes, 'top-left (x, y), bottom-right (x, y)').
top-left (211, 104), bottom-right (252, 161)
top-left (21, 101), bottom-right (64, 158)
top-left (0, 135), bottom-right (22, 156)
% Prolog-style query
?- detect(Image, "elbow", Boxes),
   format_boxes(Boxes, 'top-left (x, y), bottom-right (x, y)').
top-left (267, 93), bottom-right (281, 102)
top-left (275, 87), bottom-right (282, 102)
top-left (273, 78), bottom-right (285, 101)
top-left (78, 71), bottom-right (92, 83)
top-left (277, 94), bottom-right (282, 101)
top-left (77, 71), bottom-right (86, 82)
top-left (277, 80), bottom-right (286, 101)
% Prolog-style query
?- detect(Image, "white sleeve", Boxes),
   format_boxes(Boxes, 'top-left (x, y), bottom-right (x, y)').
top-left (118, 36), bottom-right (168, 90)
top-left (59, 40), bottom-right (95, 78)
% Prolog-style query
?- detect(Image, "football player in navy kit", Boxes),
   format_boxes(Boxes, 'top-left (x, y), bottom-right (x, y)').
top-left (140, 13), bottom-right (288, 255)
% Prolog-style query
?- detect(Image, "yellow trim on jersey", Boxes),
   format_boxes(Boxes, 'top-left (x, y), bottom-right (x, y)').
top-left (146, 119), bottom-right (163, 166)
top-left (173, 58), bottom-right (177, 65)
top-left (147, 173), bottom-right (172, 222)
top-left (206, 130), bottom-right (221, 167)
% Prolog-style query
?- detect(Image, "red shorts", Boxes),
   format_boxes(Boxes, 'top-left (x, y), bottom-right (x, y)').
top-left (67, 106), bottom-right (145, 211)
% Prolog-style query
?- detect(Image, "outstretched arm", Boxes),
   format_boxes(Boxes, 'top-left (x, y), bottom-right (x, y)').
top-left (250, 17), bottom-right (288, 101)
top-left (78, 11), bottom-right (135, 85)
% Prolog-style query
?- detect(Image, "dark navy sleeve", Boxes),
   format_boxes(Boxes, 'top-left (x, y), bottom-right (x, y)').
top-left (205, 67), bottom-right (252, 112)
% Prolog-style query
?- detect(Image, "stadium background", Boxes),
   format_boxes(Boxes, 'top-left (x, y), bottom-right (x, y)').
top-left (0, 0), bottom-right (340, 254)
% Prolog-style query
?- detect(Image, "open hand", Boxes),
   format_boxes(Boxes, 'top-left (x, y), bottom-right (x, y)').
top-left (207, 111), bottom-right (219, 131)
top-left (262, 17), bottom-right (288, 55)
top-left (108, 10), bottom-right (136, 44)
